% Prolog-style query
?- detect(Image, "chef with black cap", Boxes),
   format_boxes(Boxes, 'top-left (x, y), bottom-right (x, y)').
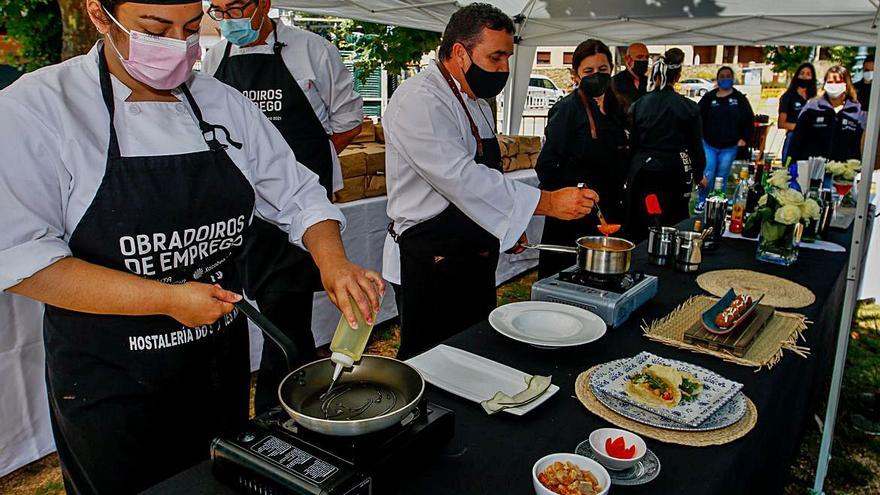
top-left (201, 0), bottom-right (364, 415)
top-left (383, 3), bottom-right (599, 359)
top-left (0, 0), bottom-right (382, 493)
top-left (612, 42), bottom-right (649, 110)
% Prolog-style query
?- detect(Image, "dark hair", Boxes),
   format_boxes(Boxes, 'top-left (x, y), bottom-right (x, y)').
top-left (438, 3), bottom-right (514, 60)
top-left (786, 62), bottom-right (817, 99)
top-left (571, 39), bottom-right (626, 127)
top-left (100, 0), bottom-right (123, 13)
top-left (716, 66), bottom-right (734, 79)
top-left (865, 55), bottom-right (875, 65)
top-left (663, 47), bottom-right (684, 83)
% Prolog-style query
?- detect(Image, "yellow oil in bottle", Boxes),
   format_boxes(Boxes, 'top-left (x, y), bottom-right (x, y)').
top-left (329, 295), bottom-right (381, 381)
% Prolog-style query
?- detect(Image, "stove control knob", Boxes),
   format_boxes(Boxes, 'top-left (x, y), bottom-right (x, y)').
top-left (238, 432), bottom-right (256, 443)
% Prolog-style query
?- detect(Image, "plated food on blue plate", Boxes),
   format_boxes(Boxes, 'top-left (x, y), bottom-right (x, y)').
top-left (624, 364), bottom-right (703, 409)
top-left (701, 289), bottom-right (764, 335)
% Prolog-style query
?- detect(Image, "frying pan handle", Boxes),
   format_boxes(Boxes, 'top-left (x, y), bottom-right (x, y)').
top-left (522, 243), bottom-right (578, 254)
top-left (235, 300), bottom-right (299, 372)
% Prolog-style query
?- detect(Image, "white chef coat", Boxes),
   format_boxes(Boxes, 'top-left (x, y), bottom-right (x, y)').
top-left (381, 62), bottom-right (541, 284)
top-left (202, 22), bottom-right (364, 192)
top-left (0, 43), bottom-right (346, 291)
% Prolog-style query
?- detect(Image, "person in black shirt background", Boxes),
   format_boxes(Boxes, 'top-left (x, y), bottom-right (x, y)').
top-left (789, 65), bottom-right (866, 163)
top-left (778, 63), bottom-right (817, 163)
top-left (695, 66), bottom-right (755, 212)
top-left (612, 42), bottom-right (649, 112)
top-left (855, 55), bottom-right (874, 111)
top-left (536, 39), bottom-right (629, 278)
top-left (626, 48), bottom-right (706, 243)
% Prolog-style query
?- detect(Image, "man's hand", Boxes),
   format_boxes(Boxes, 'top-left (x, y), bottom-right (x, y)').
top-left (321, 261), bottom-right (385, 329)
top-left (699, 176), bottom-right (709, 189)
top-left (165, 282), bottom-right (241, 328)
top-left (535, 187), bottom-right (599, 220)
top-left (737, 139), bottom-right (747, 147)
top-left (506, 232), bottom-right (528, 254)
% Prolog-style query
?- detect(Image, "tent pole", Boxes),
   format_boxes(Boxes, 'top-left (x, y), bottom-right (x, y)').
top-left (811, 23), bottom-right (880, 495)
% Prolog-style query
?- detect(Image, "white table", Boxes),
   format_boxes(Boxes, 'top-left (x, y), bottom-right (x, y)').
top-left (1, 170), bottom-right (544, 476)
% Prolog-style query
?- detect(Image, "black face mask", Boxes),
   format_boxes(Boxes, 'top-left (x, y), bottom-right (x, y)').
top-left (463, 50), bottom-right (509, 99)
top-left (633, 60), bottom-right (649, 76)
top-left (579, 72), bottom-right (611, 98)
top-left (796, 78), bottom-right (813, 89)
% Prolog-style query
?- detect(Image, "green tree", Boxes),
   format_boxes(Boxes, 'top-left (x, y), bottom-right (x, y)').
top-left (330, 19), bottom-right (439, 84)
top-left (0, 0), bottom-right (62, 71)
top-left (763, 46), bottom-right (813, 76)
top-left (827, 46), bottom-right (861, 70)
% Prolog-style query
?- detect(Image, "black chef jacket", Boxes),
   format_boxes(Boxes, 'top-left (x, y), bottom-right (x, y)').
top-left (855, 79), bottom-right (872, 111)
top-left (778, 90), bottom-right (807, 127)
top-left (630, 87), bottom-right (706, 178)
top-left (612, 70), bottom-right (647, 111)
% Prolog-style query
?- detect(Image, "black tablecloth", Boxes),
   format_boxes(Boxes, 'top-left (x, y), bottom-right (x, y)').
top-left (146, 222), bottom-right (854, 495)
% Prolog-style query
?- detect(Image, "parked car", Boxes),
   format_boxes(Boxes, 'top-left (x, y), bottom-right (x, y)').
top-left (679, 77), bottom-right (715, 96)
top-left (499, 74), bottom-right (566, 110)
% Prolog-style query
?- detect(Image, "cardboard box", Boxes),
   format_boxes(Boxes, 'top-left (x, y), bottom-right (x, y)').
top-left (334, 176), bottom-right (366, 203)
top-left (338, 148), bottom-right (367, 178)
top-left (352, 119), bottom-right (375, 143)
top-left (374, 123), bottom-right (385, 143)
top-left (497, 134), bottom-right (518, 158)
top-left (528, 152), bottom-right (540, 168)
top-left (516, 135), bottom-right (542, 154)
top-left (362, 143), bottom-right (386, 175)
top-left (509, 153), bottom-right (532, 172)
top-left (365, 174), bottom-right (386, 198)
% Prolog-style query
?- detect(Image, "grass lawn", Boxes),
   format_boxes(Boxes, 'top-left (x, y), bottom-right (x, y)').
top-left (2, 272), bottom-right (878, 495)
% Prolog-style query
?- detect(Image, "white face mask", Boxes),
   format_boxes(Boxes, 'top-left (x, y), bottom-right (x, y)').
top-left (824, 82), bottom-right (847, 98)
top-left (863, 70), bottom-right (874, 83)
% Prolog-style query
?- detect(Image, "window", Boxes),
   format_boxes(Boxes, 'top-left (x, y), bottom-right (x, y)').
top-left (536, 51), bottom-right (551, 65)
top-left (563, 51), bottom-right (573, 65)
top-left (529, 78), bottom-right (542, 87)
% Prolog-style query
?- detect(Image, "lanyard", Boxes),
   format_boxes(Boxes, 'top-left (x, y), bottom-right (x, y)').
top-left (436, 61), bottom-right (484, 157)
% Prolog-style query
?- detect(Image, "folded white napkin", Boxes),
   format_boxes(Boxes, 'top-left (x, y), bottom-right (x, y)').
top-left (480, 375), bottom-right (552, 415)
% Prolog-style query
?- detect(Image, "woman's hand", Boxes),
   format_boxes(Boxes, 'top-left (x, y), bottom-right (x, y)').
top-left (164, 282), bottom-right (241, 328)
top-left (321, 261), bottom-right (385, 329)
top-left (699, 176), bottom-right (709, 189)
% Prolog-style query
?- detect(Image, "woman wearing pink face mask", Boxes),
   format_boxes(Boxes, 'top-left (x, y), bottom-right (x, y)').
top-left (0, 0), bottom-right (384, 493)
top-left (789, 65), bottom-right (867, 162)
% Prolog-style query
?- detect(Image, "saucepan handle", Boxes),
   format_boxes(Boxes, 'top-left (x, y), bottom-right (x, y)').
top-left (523, 243), bottom-right (579, 254)
top-left (235, 300), bottom-right (299, 372)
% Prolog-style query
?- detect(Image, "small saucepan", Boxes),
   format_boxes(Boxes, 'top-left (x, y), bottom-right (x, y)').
top-left (525, 236), bottom-right (635, 275)
top-left (236, 300), bottom-right (424, 436)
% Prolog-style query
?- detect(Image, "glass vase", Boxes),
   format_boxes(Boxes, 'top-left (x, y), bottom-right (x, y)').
top-left (756, 220), bottom-right (799, 266)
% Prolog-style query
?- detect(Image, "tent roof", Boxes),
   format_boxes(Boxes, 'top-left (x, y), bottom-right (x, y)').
top-left (275, 0), bottom-right (880, 46)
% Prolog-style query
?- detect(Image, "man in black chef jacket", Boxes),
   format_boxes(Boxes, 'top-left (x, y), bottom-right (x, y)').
top-left (383, 3), bottom-right (600, 359)
top-left (612, 42), bottom-right (649, 111)
top-left (203, 0), bottom-right (364, 414)
top-left (855, 55), bottom-right (874, 111)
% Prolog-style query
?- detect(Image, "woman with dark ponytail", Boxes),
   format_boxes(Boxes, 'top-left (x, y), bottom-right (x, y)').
top-left (535, 39), bottom-right (630, 278)
top-left (625, 48), bottom-right (706, 242)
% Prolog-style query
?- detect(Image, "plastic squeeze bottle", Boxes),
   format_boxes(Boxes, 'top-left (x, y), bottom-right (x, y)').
top-left (329, 295), bottom-right (382, 384)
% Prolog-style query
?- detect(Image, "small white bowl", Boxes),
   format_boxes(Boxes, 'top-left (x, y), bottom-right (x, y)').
top-left (532, 452), bottom-right (610, 495)
top-left (588, 428), bottom-right (647, 471)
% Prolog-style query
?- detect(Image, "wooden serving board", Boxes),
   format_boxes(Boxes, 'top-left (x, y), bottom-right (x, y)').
top-left (683, 305), bottom-right (775, 357)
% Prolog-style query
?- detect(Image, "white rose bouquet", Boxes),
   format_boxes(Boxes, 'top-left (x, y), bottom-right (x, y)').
top-left (746, 169), bottom-right (818, 265)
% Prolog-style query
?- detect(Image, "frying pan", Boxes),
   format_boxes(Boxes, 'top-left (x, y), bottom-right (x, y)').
top-left (236, 300), bottom-right (425, 436)
top-left (524, 236), bottom-right (635, 275)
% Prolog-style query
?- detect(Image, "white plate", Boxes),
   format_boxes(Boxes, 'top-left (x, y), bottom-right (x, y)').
top-left (489, 301), bottom-right (607, 348)
top-left (405, 345), bottom-right (559, 416)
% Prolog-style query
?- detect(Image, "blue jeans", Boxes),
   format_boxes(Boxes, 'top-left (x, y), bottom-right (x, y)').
top-left (781, 130), bottom-right (794, 164)
top-left (699, 142), bottom-right (738, 204)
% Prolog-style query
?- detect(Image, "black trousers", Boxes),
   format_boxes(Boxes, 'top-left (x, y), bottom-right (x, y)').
top-left (253, 290), bottom-right (317, 415)
top-left (397, 250), bottom-right (499, 360)
top-left (625, 168), bottom-right (691, 244)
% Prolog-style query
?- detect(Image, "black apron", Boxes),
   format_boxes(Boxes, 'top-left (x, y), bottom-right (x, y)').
top-left (395, 64), bottom-right (502, 360)
top-left (622, 150), bottom-right (693, 243)
top-left (539, 91), bottom-right (628, 279)
top-left (43, 45), bottom-right (254, 495)
top-left (214, 22), bottom-right (331, 296)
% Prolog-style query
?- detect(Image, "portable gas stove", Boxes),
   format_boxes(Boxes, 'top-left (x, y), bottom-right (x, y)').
top-left (530, 266), bottom-right (658, 327)
top-left (211, 399), bottom-right (453, 495)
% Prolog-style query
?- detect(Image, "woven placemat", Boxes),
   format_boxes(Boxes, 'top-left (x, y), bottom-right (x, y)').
top-left (575, 367), bottom-right (757, 446)
top-left (696, 269), bottom-right (815, 309)
top-left (642, 295), bottom-right (809, 369)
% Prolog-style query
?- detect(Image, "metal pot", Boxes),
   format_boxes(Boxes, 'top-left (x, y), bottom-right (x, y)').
top-left (647, 227), bottom-right (677, 266)
top-left (236, 300), bottom-right (425, 437)
top-left (525, 236), bottom-right (634, 274)
top-left (673, 231), bottom-right (703, 273)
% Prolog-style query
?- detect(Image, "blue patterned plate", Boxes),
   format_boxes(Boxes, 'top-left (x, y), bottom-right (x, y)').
top-left (589, 359), bottom-right (747, 431)
top-left (592, 352), bottom-right (744, 428)
top-left (701, 289), bottom-right (765, 335)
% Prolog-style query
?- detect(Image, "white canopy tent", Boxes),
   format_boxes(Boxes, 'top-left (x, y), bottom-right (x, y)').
top-left (275, 1), bottom-right (880, 493)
